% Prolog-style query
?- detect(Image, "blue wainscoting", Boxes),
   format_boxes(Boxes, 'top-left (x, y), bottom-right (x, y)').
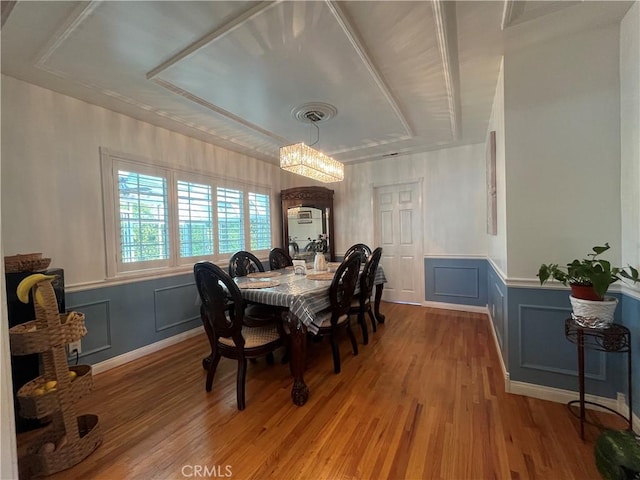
top-left (620, 293), bottom-right (640, 418)
top-left (484, 261), bottom-right (638, 415)
top-left (424, 258), bottom-right (487, 307)
top-left (487, 264), bottom-right (508, 368)
top-left (506, 287), bottom-right (624, 399)
top-left (439, 259), bottom-right (638, 416)
top-left (66, 273), bottom-right (202, 366)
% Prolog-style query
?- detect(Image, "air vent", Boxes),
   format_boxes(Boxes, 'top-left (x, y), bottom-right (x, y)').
top-left (292, 102), bottom-right (337, 124)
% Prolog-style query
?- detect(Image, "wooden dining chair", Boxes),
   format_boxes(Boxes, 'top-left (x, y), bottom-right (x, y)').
top-left (348, 247), bottom-right (383, 345)
top-left (269, 247), bottom-right (293, 270)
top-left (194, 261), bottom-right (286, 410)
top-left (344, 243), bottom-right (372, 263)
top-left (228, 251), bottom-right (265, 277)
top-left (227, 252), bottom-right (288, 363)
top-left (314, 253), bottom-right (362, 374)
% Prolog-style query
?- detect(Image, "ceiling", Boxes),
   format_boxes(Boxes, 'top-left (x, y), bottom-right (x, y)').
top-left (0, 1), bottom-right (633, 166)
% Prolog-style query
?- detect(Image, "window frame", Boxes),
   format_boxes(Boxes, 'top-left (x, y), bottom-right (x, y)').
top-left (101, 148), bottom-right (274, 278)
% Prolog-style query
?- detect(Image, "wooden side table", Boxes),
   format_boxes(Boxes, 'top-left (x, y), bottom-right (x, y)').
top-left (565, 317), bottom-right (633, 439)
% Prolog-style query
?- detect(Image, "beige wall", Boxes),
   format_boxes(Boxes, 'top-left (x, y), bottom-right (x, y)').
top-left (1, 76), bottom-right (283, 286)
top-left (487, 58), bottom-right (507, 276)
top-left (334, 144), bottom-right (487, 258)
top-left (621, 2), bottom-right (640, 276)
top-left (503, 23), bottom-right (622, 279)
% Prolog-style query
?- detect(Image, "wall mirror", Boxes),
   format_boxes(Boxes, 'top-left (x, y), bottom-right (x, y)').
top-left (281, 186), bottom-right (335, 262)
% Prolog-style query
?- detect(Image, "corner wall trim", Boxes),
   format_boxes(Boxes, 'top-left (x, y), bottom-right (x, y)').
top-left (92, 327), bottom-right (203, 375)
top-left (486, 311), bottom-right (509, 391)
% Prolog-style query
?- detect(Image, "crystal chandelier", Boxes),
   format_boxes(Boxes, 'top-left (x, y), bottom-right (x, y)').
top-left (280, 104), bottom-right (344, 183)
top-left (279, 143), bottom-right (344, 183)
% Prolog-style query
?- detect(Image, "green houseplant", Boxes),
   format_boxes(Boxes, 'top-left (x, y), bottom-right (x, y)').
top-left (537, 243), bottom-right (639, 301)
top-left (595, 429), bottom-right (640, 480)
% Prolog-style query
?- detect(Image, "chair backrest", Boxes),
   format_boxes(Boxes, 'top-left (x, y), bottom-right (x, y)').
top-left (194, 262), bottom-right (244, 347)
top-left (228, 251), bottom-right (265, 278)
top-left (329, 254), bottom-right (362, 323)
top-left (359, 247), bottom-right (383, 304)
top-left (344, 243), bottom-right (372, 263)
top-left (269, 247), bottom-right (293, 270)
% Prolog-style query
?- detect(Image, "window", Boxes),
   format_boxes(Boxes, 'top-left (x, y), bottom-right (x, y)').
top-left (217, 187), bottom-right (245, 254)
top-left (178, 181), bottom-right (214, 258)
top-left (101, 149), bottom-right (273, 277)
top-left (119, 170), bottom-right (169, 263)
top-left (249, 192), bottom-right (271, 250)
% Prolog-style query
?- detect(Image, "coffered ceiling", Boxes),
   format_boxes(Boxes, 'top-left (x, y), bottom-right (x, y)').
top-left (0, 1), bottom-right (633, 165)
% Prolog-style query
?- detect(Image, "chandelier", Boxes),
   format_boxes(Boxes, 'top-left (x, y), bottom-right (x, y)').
top-left (280, 104), bottom-right (344, 183)
top-left (280, 143), bottom-right (344, 183)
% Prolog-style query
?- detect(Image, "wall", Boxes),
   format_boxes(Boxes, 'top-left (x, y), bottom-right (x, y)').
top-left (486, 15), bottom-right (639, 421)
top-left (1, 158), bottom-right (18, 480)
top-left (0, 76), bottom-right (283, 371)
top-left (619, 0), bottom-right (640, 422)
top-left (504, 24), bottom-right (622, 279)
top-left (621, 2), bottom-right (640, 277)
top-left (1, 75), bottom-right (283, 287)
top-left (487, 59), bottom-right (507, 277)
top-left (334, 144), bottom-right (487, 258)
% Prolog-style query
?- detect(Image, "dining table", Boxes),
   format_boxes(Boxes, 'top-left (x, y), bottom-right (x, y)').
top-left (232, 264), bottom-right (387, 406)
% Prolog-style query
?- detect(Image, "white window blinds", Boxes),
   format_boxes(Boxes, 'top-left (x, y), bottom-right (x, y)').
top-left (178, 180), bottom-right (214, 258)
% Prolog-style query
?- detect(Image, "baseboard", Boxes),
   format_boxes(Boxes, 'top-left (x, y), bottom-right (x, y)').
top-left (509, 380), bottom-right (640, 432)
top-left (92, 327), bottom-right (203, 375)
top-left (422, 301), bottom-right (489, 314)
top-left (485, 311), bottom-right (510, 393)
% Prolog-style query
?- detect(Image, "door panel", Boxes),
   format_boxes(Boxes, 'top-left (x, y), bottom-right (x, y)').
top-left (374, 182), bottom-right (422, 304)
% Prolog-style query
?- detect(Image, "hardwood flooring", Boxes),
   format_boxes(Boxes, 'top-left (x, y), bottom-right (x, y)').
top-left (17, 303), bottom-right (624, 479)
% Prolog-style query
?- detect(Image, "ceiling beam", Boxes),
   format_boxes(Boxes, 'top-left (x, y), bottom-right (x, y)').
top-left (1, 0), bottom-right (16, 28)
top-left (151, 78), bottom-right (290, 145)
top-left (431, 0), bottom-right (461, 142)
top-left (326, 0), bottom-right (414, 138)
top-left (501, 0), bottom-right (526, 30)
top-left (146, 1), bottom-right (278, 80)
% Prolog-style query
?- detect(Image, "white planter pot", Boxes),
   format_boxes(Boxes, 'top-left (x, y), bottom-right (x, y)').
top-left (569, 295), bottom-right (618, 328)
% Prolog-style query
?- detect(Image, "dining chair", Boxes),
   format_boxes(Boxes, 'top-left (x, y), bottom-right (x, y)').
top-left (194, 261), bottom-right (286, 410)
top-left (344, 243), bottom-right (372, 263)
top-left (348, 247), bottom-right (383, 345)
top-left (227, 252), bottom-right (288, 364)
top-left (269, 247), bottom-right (293, 270)
top-left (228, 251), bottom-right (265, 277)
top-left (314, 253), bottom-right (362, 374)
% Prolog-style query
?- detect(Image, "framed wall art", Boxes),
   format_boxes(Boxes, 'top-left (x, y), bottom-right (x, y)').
top-left (486, 130), bottom-right (497, 235)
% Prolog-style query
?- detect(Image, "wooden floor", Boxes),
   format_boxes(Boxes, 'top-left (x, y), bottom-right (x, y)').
top-left (18, 303), bottom-right (624, 479)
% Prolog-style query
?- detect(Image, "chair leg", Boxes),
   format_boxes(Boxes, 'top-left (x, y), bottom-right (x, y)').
top-left (358, 310), bottom-right (369, 345)
top-left (237, 356), bottom-right (247, 410)
top-left (205, 351), bottom-right (221, 392)
top-left (347, 321), bottom-right (359, 357)
top-left (330, 335), bottom-right (341, 374)
top-left (367, 307), bottom-right (377, 333)
top-left (266, 352), bottom-right (275, 365)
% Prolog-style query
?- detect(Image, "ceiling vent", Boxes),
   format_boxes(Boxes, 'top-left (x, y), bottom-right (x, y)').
top-left (292, 102), bottom-right (338, 124)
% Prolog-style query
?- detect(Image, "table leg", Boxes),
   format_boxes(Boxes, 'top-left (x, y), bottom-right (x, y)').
top-left (374, 283), bottom-right (385, 323)
top-left (287, 312), bottom-right (309, 406)
top-left (578, 330), bottom-right (585, 440)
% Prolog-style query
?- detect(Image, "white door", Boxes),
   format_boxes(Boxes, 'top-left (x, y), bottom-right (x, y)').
top-left (374, 182), bottom-right (423, 304)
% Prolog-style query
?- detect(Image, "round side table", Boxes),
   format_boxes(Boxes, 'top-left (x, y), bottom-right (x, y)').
top-left (564, 317), bottom-right (633, 439)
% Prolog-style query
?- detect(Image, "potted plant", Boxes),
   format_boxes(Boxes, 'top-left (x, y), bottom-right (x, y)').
top-left (594, 429), bottom-right (640, 480)
top-left (537, 243), bottom-right (639, 325)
